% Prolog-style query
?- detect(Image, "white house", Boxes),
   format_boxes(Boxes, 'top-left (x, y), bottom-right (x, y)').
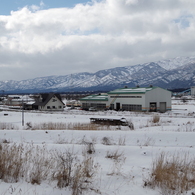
top-left (33, 93), bottom-right (65, 111)
top-left (80, 86), bottom-right (172, 112)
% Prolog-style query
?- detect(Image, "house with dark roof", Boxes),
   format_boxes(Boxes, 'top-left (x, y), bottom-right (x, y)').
top-left (33, 93), bottom-right (65, 111)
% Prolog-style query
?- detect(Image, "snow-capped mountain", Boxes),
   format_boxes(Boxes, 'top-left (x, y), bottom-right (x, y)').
top-left (1, 56), bottom-right (195, 93)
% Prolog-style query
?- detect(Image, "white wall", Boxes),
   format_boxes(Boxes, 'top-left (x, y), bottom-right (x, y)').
top-left (191, 86), bottom-right (195, 96)
top-left (42, 95), bottom-right (64, 111)
top-left (108, 94), bottom-right (145, 109)
top-left (145, 88), bottom-right (172, 111)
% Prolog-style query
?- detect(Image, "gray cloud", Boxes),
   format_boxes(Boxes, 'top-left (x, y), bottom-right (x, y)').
top-left (0, 0), bottom-right (195, 81)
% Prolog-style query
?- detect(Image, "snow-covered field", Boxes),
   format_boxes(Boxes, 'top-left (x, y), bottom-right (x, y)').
top-left (0, 99), bottom-right (195, 195)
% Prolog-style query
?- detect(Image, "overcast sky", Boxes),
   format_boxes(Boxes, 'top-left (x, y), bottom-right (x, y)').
top-left (0, 0), bottom-right (195, 81)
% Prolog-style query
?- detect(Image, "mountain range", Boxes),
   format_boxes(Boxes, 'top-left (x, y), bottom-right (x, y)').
top-left (1, 56), bottom-right (195, 94)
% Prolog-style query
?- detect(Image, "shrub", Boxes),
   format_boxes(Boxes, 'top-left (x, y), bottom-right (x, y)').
top-left (152, 114), bottom-right (160, 123)
top-left (102, 137), bottom-right (112, 145)
top-left (0, 143), bottom-right (98, 194)
top-left (128, 120), bottom-right (134, 130)
top-left (145, 152), bottom-right (195, 195)
top-left (0, 122), bottom-right (18, 130)
top-left (0, 143), bottom-right (24, 183)
top-left (54, 148), bottom-right (97, 195)
top-left (106, 149), bottom-right (124, 161)
top-left (118, 136), bottom-right (126, 146)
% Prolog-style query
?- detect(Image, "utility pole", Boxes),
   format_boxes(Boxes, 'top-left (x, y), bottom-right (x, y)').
top-left (22, 98), bottom-right (24, 126)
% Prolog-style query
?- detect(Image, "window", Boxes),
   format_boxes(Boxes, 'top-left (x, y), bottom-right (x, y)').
top-left (47, 106), bottom-right (50, 109)
top-left (122, 104), bottom-right (142, 111)
top-left (110, 96), bottom-right (142, 98)
top-left (59, 106), bottom-right (62, 108)
top-left (90, 103), bottom-right (106, 109)
top-left (110, 104), bottom-right (114, 110)
top-left (52, 106), bottom-right (55, 109)
top-left (82, 103), bottom-right (106, 110)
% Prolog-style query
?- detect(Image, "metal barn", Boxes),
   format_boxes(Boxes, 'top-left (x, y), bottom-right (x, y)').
top-left (80, 86), bottom-right (172, 112)
top-left (108, 87), bottom-right (171, 112)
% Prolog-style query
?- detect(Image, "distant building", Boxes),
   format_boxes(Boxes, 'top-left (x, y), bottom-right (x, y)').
top-left (80, 86), bottom-right (172, 112)
top-left (33, 93), bottom-right (65, 111)
top-left (80, 93), bottom-right (108, 110)
top-left (191, 86), bottom-right (195, 97)
top-left (4, 95), bottom-right (34, 106)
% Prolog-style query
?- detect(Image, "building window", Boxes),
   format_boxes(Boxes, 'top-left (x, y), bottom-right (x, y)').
top-left (82, 103), bottom-right (106, 110)
top-left (47, 106), bottom-right (50, 109)
top-left (122, 104), bottom-right (142, 111)
top-left (90, 103), bottom-right (106, 109)
top-left (110, 96), bottom-right (142, 98)
top-left (110, 104), bottom-right (114, 110)
top-left (59, 106), bottom-right (62, 108)
top-left (52, 106), bottom-right (55, 109)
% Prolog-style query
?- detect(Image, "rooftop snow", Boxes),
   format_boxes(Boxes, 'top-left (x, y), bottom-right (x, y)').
top-left (108, 87), bottom-right (155, 94)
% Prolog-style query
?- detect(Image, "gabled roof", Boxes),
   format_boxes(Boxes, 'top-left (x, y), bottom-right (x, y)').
top-left (33, 93), bottom-right (64, 106)
top-left (107, 87), bottom-right (157, 94)
top-left (80, 94), bottom-right (108, 101)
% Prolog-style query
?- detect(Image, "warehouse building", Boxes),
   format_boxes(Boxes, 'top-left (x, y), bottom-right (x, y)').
top-left (108, 86), bottom-right (171, 112)
top-left (80, 86), bottom-right (172, 112)
top-left (80, 93), bottom-right (109, 110)
top-left (191, 86), bottom-right (195, 97)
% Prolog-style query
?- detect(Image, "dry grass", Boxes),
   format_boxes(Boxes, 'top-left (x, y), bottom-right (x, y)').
top-left (0, 143), bottom-right (23, 183)
top-left (106, 149), bottom-right (124, 161)
top-left (27, 122), bottom-right (112, 131)
top-left (152, 114), bottom-right (160, 123)
top-left (54, 148), bottom-right (98, 194)
top-left (102, 137), bottom-right (113, 145)
top-left (0, 143), bottom-right (97, 195)
top-left (145, 152), bottom-right (195, 195)
top-left (0, 122), bottom-right (18, 130)
top-left (177, 121), bottom-right (195, 132)
top-left (106, 149), bottom-right (126, 176)
top-left (118, 136), bottom-right (126, 146)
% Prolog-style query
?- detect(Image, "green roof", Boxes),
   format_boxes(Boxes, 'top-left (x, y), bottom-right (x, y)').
top-left (107, 87), bottom-right (157, 94)
top-left (80, 94), bottom-right (108, 101)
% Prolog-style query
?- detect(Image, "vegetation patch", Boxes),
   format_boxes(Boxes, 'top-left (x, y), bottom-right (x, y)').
top-left (145, 152), bottom-right (195, 195)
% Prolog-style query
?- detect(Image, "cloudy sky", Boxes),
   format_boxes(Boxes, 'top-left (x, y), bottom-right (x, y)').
top-left (0, 0), bottom-right (195, 81)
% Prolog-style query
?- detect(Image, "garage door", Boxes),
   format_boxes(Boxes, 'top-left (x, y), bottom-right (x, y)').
top-left (160, 102), bottom-right (166, 113)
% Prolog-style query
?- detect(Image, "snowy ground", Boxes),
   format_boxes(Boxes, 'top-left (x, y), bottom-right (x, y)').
top-left (0, 99), bottom-right (195, 195)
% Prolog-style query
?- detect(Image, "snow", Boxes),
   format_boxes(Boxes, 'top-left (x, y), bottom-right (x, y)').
top-left (1, 56), bottom-right (195, 93)
top-left (0, 99), bottom-right (195, 195)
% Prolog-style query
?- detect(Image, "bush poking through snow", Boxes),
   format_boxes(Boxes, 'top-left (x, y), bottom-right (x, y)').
top-left (106, 149), bottom-right (126, 176)
top-left (0, 122), bottom-right (18, 130)
top-left (145, 152), bottom-right (195, 195)
top-left (118, 136), bottom-right (126, 146)
top-left (54, 149), bottom-right (97, 194)
top-left (152, 114), bottom-right (160, 123)
top-left (102, 137), bottom-right (112, 145)
top-left (106, 149), bottom-right (124, 161)
top-left (0, 143), bottom-right (24, 183)
top-left (0, 143), bottom-right (97, 195)
top-left (128, 120), bottom-right (134, 130)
